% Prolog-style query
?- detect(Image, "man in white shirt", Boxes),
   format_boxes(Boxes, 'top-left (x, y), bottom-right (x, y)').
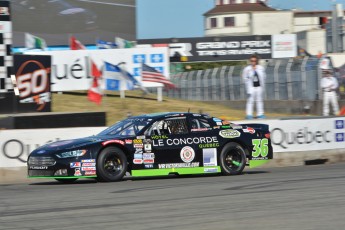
top-left (242, 54), bottom-right (266, 119)
top-left (321, 69), bottom-right (339, 116)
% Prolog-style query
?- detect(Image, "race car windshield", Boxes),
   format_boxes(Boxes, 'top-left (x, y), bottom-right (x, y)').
top-left (97, 118), bottom-right (151, 136)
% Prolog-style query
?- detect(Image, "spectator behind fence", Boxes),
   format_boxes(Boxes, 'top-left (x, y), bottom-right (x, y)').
top-left (242, 54), bottom-right (266, 119)
top-left (321, 69), bottom-right (340, 116)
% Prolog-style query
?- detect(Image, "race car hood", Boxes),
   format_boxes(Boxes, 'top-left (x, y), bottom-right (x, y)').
top-left (34, 137), bottom-right (104, 153)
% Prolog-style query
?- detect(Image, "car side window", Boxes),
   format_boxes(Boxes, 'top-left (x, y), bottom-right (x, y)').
top-left (146, 117), bottom-right (189, 135)
top-left (190, 118), bottom-right (211, 130)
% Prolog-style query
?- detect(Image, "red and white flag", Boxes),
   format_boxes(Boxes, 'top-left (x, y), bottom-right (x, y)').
top-left (88, 61), bottom-right (102, 105)
top-left (142, 64), bottom-right (176, 89)
top-left (69, 36), bottom-right (86, 50)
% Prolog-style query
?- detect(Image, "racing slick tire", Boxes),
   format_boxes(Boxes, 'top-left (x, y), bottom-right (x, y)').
top-left (220, 142), bottom-right (246, 175)
top-left (55, 178), bottom-right (77, 183)
top-left (96, 146), bottom-right (127, 182)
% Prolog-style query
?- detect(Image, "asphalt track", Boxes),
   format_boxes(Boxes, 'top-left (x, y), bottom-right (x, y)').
top-left (0, 163), bottom-right (345, 230)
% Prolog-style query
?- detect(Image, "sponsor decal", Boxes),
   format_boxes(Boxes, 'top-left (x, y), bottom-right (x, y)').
top-left (85, 171), bottom-right (97, 176)
top-left (81, 159), bottom-right (95, 163)
top-left (125, 139), bottom-right (133, 144)
top-left (204, 168), bottom-right (218, 173)
top-left (70, 162), bottom-right (81, 168)
top-left (213, 126), bottom-right (220, 129)
top-left (143, 159), bottom-right (154, 164)
top-left (213, 118), bottom-right (222, 122)
top-left (82, 163), bottom-right (96, 167)
top-left (199, 143), bottom-right (219, 148)
top-left (145, 164), bottom-right (154, 169)
top-left (203, 148), bottom-right (217, 166)
top-left (143, 153), bottom-right (155, 159)
top-left (136, 136), bottom-right (145, 139)
top-left (133, 159), bottom-right (143, 164)
top-left (144, 144), bottom-right (152, 152)
top-left (81, 167), bottom-right (96, 171)
top-left (133, 139), bottom-right (143, 144)
top-left (243, 127), bottom-right (255, 134)
top-left (191, 128), bottom-right (210, 132)
top-left (180, 146), bottom-right (195, 163)
top-left (151, 135), bottom-right (168, 139)
top-left (335, 120), bottom-right (344, 129)
top-left (219, 129), bottom-right (241, 138)
top-left (29, 166), bottom-right (48, 170)
top-left (193, 114), bottom-right (201, 117)
top-left (231, 125), bottom-right (243, 129)
top-left (153, 136), bottom-right (218, 147)
top-left (222, 121), bottom-right (230, 125)
top-left (134, 144), bottom-right (144, 148)
top-left (134, 153), bottom-right (143, 159)
top-left (102, 140), bottom-right (124, 146)
top-left (74, 168), bottom-right (82, 176)
top-left (216, 122), bottom-right (222, 126)
top-left (221, 125), bottom-right (231, 129)
top-left (336, 133), bottom-right (345, 142)
top-left (158, 162), bottom-right (199, 169)
top-left (135, 149), bottom-right (143, 154)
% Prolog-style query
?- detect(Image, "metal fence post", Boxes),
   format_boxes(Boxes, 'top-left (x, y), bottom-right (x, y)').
top-left (203, 69), bottom-right (211, 101)
top-left (286, 58), bottom-right (293, 100)
top-left (227, 66), bottom-right (235, 100)
top-left (301, 56), bottom-right (308, 100)
top-left (211, 68), bottom-right (219, 101)
top-left (187, 71), bottom-right (194, 100)
top-left (220, 66), bottom-right (227, 100)
top-left (196, 70), bottom-right (202, 101)
top-left (274, 60), bottom-right (281, 100)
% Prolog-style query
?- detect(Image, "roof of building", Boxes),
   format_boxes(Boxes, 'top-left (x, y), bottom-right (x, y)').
top-left (204, 3), bottom-right (277, 16)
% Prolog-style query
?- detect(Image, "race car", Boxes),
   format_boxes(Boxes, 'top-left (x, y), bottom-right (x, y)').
top-left (27, 112), bottom-right (273, 183)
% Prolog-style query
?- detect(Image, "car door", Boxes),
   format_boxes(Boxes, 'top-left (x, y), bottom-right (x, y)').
top-left (144, 116), bottom-right (200, 170)
top-left (188, 116), bottom-right (220, 171)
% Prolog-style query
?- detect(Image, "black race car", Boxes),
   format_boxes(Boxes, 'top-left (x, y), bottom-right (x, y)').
top-left (27, 112), bottom-right (273, 183)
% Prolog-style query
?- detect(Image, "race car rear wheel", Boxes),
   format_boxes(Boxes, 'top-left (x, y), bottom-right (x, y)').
top-left (55, 178), bottom-right (77, 183)
top-left (97, 146), bottom-right (127, 182)
top-left (220, 142), bottom-right (246, 175)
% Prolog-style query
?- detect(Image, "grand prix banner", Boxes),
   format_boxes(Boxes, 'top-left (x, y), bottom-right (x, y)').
top-left (138, 34), bottom-right (297, 62)
top-left (14, 55), bottom-right (52, 112)
top-left (26, 47), bottom-right (169, 91)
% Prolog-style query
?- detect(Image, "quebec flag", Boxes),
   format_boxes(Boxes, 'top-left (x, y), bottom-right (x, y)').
top-left (104, 62), bottom-right (134, 91)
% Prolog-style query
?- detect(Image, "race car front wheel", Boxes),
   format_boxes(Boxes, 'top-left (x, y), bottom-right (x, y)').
top-left (97, 146), bottom-right (127, 182)
top-left (220, 142), bottom-right (246, 175)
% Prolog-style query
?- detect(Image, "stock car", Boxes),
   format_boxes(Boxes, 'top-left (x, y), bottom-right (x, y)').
top-left (27, 112), bottom-right (273, 183)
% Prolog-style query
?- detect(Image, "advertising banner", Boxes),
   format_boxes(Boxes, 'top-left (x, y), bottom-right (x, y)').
top-left (0, 127), bottom-right (105, 168)
top-left (14, 55), bottom-right (52, 112)
top-left (27, 47), bottom-right (169, 91)
top-left (272, 34), bottom-right (297, 58)
top-left (240, 117), bottom-right (345, 152)
top-left (137, 35), bottom-right (273, 62)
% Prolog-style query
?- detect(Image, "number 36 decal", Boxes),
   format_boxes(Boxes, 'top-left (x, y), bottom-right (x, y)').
top-left (252, 138), bottom-right (269, 158)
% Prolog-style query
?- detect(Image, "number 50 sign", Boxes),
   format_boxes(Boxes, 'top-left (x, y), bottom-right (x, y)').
top-left (14, 55), bottom-right (52, 112)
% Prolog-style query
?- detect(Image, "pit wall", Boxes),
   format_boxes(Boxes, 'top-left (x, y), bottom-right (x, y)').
top-left (1, 117), bottom-right (344, 183)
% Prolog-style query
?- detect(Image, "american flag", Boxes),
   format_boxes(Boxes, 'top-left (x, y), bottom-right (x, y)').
top-left (142, 64), bottom-right (176, 89)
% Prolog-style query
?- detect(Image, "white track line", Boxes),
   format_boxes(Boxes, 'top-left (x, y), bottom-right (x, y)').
top-left (77, 0), bottom-right (135, 7)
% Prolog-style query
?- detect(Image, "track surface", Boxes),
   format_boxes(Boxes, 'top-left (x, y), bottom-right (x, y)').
top-left (1, 163), bottom-right (345, 230)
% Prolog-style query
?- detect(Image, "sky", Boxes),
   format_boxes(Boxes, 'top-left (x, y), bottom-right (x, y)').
top-left (137, 0), bottom-right (345, 39)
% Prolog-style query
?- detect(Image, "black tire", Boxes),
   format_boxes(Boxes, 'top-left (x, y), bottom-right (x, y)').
top-left (96, 146), bottom-right (127, 182)
top-left (55, 178), bottom-right (77, 183)
top-left (220, 142), bottom-right (246, 175)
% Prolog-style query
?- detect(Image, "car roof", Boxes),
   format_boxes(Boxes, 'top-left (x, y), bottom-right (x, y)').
top-left (133, 112), bottom-right (210, 119)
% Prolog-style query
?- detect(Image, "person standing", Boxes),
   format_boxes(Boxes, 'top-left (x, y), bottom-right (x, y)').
top-left (321, 69), bottom-right (339, 116)
top-left (243, 54), bottom-right (266, 119)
